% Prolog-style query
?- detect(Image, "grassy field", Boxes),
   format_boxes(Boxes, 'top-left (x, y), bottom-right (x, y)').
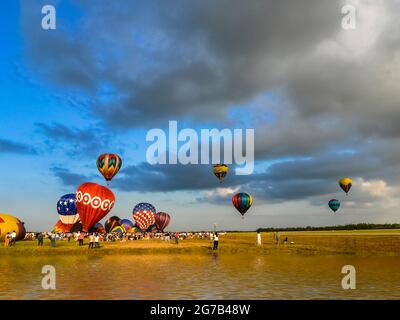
top-left (1, 230), bottom-right (400, 256)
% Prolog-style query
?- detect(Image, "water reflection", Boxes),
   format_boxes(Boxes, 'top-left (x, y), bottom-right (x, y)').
top-left (0, 254), bottom-right (399, 299)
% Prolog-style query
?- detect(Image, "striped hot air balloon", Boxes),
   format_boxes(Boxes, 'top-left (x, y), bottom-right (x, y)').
top-left (155, 212), bottom-right (171, 232)
top-left (232, 192), bottom-right (253, 217)
top-left (132, 203), bottom-right (156, 231)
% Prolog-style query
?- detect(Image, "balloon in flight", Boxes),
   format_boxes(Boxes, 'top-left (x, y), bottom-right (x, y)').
top-left (213, 164), bottom-right (229, 183)
top-left (339, 177), bottom-right (352, 195)
top-left (328, 199), bottom-right (341, 212)
top-left (232, 192), bottom-right (253, 217)
top-left (96, 153), bottom-right (122, 184)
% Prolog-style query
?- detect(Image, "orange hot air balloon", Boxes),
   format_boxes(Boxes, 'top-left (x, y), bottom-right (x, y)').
top-left (52, 220), bottom-right (73, 233)
top-left (97, 153), bottom-right (122, 184)
top-left (76, 182), bottom-right (115, 231)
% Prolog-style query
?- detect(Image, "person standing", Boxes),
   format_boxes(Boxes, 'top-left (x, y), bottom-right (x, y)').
top-left (257, 231), bottom-right (262, 246)
top-left (78, 232), bottom-right (84, 246)
top-left (88, 233), bottom-right (95, 249)
top-left (175, 232), bottom-right (180, 244)
top-left (9, 230), bottom-right (17, 246)
top-left (4, 233), bottom-right (10, 247)
top-left (213, 233), bottom-right (219, 250)
top-left (94, 233), bottom-right (100, 248)
top-left (37, 232), bottom-right (44, 246)
top-left (50, 233), bottom-right (57, 247)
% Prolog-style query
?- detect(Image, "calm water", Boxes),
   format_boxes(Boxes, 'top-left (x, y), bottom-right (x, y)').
top-left (0, 254), bottom-right (399, 299)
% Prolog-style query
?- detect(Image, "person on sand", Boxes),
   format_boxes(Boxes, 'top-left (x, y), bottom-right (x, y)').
top-left (257, 231), bottom-right (262, 246)
top-left (37, 232), bottom-right (44, 246)
top-left (88, 233), bottom-right (95, 249)
top-left (213, 232), bottom-right (219, 250)
top-left (4, 232), bottom-right (11, 247)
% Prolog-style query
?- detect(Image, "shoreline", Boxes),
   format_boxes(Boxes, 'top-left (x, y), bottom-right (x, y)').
top-left (2, 230), bottom-right (400, 257)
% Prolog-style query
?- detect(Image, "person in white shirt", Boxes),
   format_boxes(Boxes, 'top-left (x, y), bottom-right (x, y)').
top-left (94, 234), bottom-right (100, 248)
top-left (213, 233), bottom-right (219, 250)
top-left (10, 231), bottom-right (17, 246)
top-left (257, 231), bottom-right (262, 246)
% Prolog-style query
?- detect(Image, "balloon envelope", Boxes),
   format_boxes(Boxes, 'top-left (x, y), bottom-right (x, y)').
top-left (57, 194), bottom-right (79, 225)
top-left (105, 216), bottom-right (121, 233)
top-left (133, 203), bottom-right (156, 231)
top-left (232, 193), bottom-right (253, 216)
top-left (120, 219), bottom-right (135, 232)
top-left (89, 222), bottom-right (105, 234)
top-left (155, 212), bottom-right (171, 232)
top-left (339, 177), bottom-right (352, 195)
top-left (213, 164), bottom-right (229, 183)
top-left (76, 182), bottom-right (115, 231)
top-left (328, 199), bottom-right (341, 212)
top-left (0, 213), bottom-right (26, 241)
top-left (97, 153), bottom-right (122, 182)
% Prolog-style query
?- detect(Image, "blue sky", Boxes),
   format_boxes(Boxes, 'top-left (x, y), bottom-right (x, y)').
top-left (1, 1), bottom-right (400, 231)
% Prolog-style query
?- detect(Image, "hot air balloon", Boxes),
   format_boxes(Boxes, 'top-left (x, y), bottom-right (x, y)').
top-left (155, 212), bottom-right (171, 232)
top-left (213, 164), bottom-right (229, 183)
top-left (328, 199), bottom-right (341, 212)
top-left (111, 225), bottom-right (126, 233)
top-left (0, 213), bottom-right (26, 241)
top-left (339, 177), bottom-right (352, 195)
top-left (132, 203), bottom-right (156, 231)
top-left (89, 222), bottom-right (105, 234)
top-left (57, 194), bottom-right (79, 225)
top-left (120, 219), bottom-right (135, 233)
top-left (105, 216), bottom-right (121, 233)
top-left (76, 182), bottom-right (115, 232)
top-left (97, 153), bottom-right (122, 185)
top-left (232, 192), bottom-right (253, 217)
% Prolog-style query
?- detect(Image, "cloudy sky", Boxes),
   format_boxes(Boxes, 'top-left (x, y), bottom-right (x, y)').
top-left (1, 0), bottom-right (400, 231)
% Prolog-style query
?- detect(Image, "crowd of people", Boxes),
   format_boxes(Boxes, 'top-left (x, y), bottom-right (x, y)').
top-left (15, 231), bottom-right (223, 249)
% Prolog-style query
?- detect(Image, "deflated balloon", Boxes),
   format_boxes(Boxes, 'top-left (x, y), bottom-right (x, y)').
top-left (76, 182), bottom-right (115, 232)
top-left (232, 192), bottom-right (253, 217)
top-left (105, 216), bottom-right (121, 233)
top-left (328, 199), bottom-right (341, 212)
top-left (155, 212), bottom-right (171, 232)
top-left (97, 153), bottom-right (122, 183)
top-left (89, 222), bottom-right (105, 234)
top-left (213, 164), bottom-right (229, 183)
top-left (339, 177), bottom-right (352, 195)
top-left (0, 213), bottom-right (26, 241)
top-left (57, 194), bottom-right (79, 225)
top-left (120, 219), bottom-right (135, 233)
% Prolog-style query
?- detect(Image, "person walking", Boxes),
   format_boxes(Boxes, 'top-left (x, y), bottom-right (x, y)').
top-left (37, 232), bottom-right (44, 246)
top-left (88, 233), bottom-right (95, 249)
top-left (213, 233), bottom-right (219, 250)
top-left (257, 231), bottom-right (262, 246)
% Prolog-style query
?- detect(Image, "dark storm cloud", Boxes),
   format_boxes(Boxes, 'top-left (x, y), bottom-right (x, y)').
top-left (35, 122), bottom-right (125, 158)
top-left (21, 1), bottom-right (400, 206)
top-left (50, 167), bottom-right (93, 187)
top-left (0, 139), bottom-right (37, 155)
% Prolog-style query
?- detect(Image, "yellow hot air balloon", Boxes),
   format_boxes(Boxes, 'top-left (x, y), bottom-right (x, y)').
top-left (213, 164), bottom-right (229, 183)
top-left (0, 213), bottom-right (26, 242)
top-left (339, 177), bottom-right (352, 195)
